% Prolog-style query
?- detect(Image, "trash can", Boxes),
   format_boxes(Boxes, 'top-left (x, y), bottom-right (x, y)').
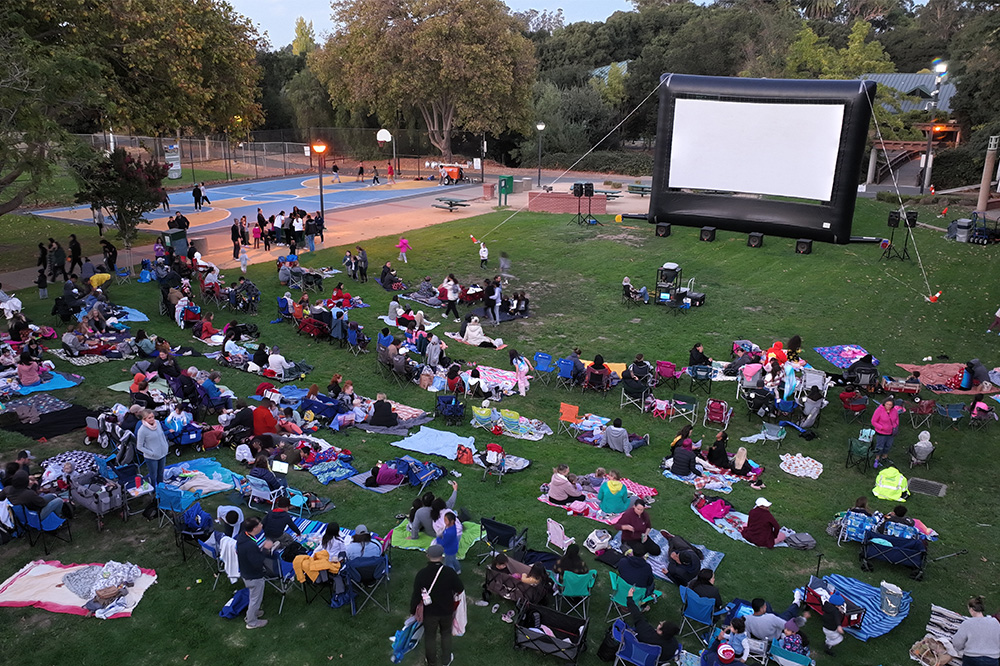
top-left (880, 580), bottom-right (902, 616)
top-left (955, 218), bottom-right (973, 243)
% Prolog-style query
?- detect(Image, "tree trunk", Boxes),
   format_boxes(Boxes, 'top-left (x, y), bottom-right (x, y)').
top-left (418, 98), bottom-right (455, 162)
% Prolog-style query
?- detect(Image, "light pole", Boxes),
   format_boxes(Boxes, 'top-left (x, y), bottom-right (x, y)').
top-left (921, 60), bottom-right (948, 194)
top-left (536, 122), bottom-right (546, 187)
top-left (311, 141), bottom-right (327, 216)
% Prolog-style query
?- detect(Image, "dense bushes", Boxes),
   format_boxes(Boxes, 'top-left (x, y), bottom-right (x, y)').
top-left (539, 151), bottom-right (654, 176)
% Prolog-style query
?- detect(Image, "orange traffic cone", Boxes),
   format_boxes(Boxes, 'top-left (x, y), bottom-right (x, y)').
top-left (470, 235), bottom-right (477, 243)
top-left (930, 184), bottom-right (936, 195)
top-left (938, 206), bottom-right (948, 218)
top-left (927, 291), bottom-right (942, 303)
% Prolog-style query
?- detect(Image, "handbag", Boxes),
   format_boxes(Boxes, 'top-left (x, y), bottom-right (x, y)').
top-left (415, 564), bottom-right (444, 622)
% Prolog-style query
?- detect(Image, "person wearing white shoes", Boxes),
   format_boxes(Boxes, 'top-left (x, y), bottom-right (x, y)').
top-left (236, 517), bottom-right (272, 629)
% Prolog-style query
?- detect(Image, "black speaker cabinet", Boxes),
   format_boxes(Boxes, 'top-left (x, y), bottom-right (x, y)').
top-left (887, 211), bottom-right (900, 228)
top-left (748, 232), bottom-right (764, 248)
top-left (655, 223), bottom-right (671, 238)
top-left (795, 239), bottom-right (813, 254)
top-left (583, 182), bottom-right (594, 197)
top-left (905, 211), bottom-right (918, 228)
top-left (700, 226), bottom-right (716, 242)
top-left (572, 183), bottom-right (584, 197)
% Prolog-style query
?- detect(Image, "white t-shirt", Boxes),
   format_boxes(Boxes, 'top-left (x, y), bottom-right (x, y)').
top-left (268, 353), bottom-right (292, 373)
top-left (479, 245), bottom-right (488, 260)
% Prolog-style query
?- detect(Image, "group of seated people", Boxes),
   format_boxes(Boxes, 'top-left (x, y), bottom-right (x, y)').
top-left (0, 450), bottom-right (74, 522)
top-left (664, 425), bottom-right (765, 490)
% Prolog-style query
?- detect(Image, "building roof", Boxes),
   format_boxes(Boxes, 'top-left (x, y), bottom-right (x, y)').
top-left (859, 73), bottom-right (957, 113)
top-left (591, 61), bottom-right (630, 82)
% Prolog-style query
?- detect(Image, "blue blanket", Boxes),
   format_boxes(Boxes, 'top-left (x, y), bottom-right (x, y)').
top-left (389, 426), bottom-right (476, 461)
top-left (166, 457), bottom-right (241, 487)
top-left (246, 384), bottom-right (312, 405)
top-left (821, 574), bottom-right (910, 641)
top-left (16, 371), bottom-right (83, 395)
top-left (309, 459), bottom-right (358, 485)
top-left (813, 345), bottom-right (879, 370)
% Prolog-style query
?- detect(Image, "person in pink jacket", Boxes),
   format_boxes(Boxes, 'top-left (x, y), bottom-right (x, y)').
top-left (547, 464), bottom-right (584, 505)
top-left (871, 397), bottom-right (902, 468)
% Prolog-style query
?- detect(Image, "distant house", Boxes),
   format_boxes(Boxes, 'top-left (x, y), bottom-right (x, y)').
top-left (858, 73), bottom-right (957, 113)
top-left (591, 61), bottom-right (630, 82)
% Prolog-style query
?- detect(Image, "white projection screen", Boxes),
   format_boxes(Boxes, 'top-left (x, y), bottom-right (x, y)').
top-left (668, 99), bottom-right (845, 202)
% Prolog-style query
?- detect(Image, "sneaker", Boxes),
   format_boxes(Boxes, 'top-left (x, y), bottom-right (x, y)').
top-left (872, 458), bottom-right (880, 469)
top-left (793, 588), bottom-right (803, 605)
top-left (501, 610), bottom-right (515, 623)
top-left (454, 319), bottom-right (461, 323)
top-left (491, 603), bottom-right (500, 613)
top-left (246, 620), bottom-right (268, 629)
top-left (444, 654), bottom-right (455, 666)
top-left (643, 434), bottom-right (650, 446)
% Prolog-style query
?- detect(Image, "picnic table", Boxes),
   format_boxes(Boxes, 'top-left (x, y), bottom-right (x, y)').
top-left (628, 184), bottom-right (653, 197)
top-left (594, 189), bottom-right (622, 200)
top-left (432, 197), bottom-right (472, 212)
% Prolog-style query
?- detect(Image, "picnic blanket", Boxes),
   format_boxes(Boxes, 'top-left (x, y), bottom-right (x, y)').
top-left (581, 359), bottom-right (627, 376)
top-left (0, 560), bottom-right (157, 619)
top-left (116, 307), bottom-right (149, 322)
top-left (374, 277), bottom-right (407, 291)
top-left (45, 349), bottom-right (109, 366)
top-left (473, 452), bottom-right (532, 473)
top-left (662, 467), bottom-right (739, 494)
top-left (390, 520), bottom-right (483, 560)
top-left (4, 393), bottom-right (73, 416)
top-left (608, 531), bottom-right (725, 581)
top-left (445, 331), bottom-right (507, 350)
top-left (690, 503), bottom-right (793, 548)
top-left (389, 426), bottom-right (475, 461)
top-left (779, 453), bottom-right (824, 479)
top-left (820, 574), bottom-right (911, 641)
top-left (355, 414), bottom-right (435, 436)
top-left (461, 365), bottom-right (518, 394)
top-left (813, 345), bottom-right (878, 369)
top-left (107, 378), bottom-right (172, 394)
top-left (378, 315), bottom-right (441, 331)
top-left (308, 459), bottom-right (359, 485)
top-left (467, 306), bottom-right (529, 323)
top-left (537, 492), bottom-right (622, 525)
top-left (400, 293), bottom-right (442, 309)
top-left (897, 362), bottom-right (1000, 395)
top-left (346, 471), bottom-right (406, 493)
top-left (16, 371), bottom-right (84, 395)
top-left (915, 604), bottom-right (965, 666)
top-left (164, 458), bottom-right (240, 497)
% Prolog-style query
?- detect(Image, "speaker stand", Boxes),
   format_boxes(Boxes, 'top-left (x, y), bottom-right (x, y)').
top-left (585, 196), bottom-right (602, 225)
top-left (568, 196), bottom-right (586, 225)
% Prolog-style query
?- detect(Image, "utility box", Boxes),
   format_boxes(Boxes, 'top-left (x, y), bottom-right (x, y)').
top-left (498, 175), bottom-right (514, 206)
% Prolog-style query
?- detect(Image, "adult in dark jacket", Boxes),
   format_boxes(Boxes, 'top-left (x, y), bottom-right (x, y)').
top-left (3, 470), bottom-right (65, 520)
top-left (626, 590), bottom-right (680, 663)
top-left (370, 395), bottom-right (398, 427)
top-left (411, 544), bottom-right (464, 666)
top-left (229, 401), bottom-right (255, 431)
top-left (262, 497), bottom-right (302, 547)
top-left (68, 234), bottom-right (83, 274)
top-left (741, 497), bottom-right (785, 548)
top-left (356, 246), bottom-right (368, 282)
top-left (235, 517), bottom-right (271, 629)
top-left (665, 538), bottom-right (702, 586)
top-left (671, 441), bottom-right (702, 477)
top-left (688, 568), bottom-right (724, 612)
top-left (617, 552), bottom-right (656, 598)
top-left (689, 343), bottom-right (712, 367)
top-left (231, 220), bottom-right (241, 260)
top-left (50, 242), bottom-right (68, 281)
top-left (705, 431), bottom-right (730, 468)
top-left (100, 240), bottom-right (117, 273)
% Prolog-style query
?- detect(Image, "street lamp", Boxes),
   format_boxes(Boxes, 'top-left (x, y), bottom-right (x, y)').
top-left (311, 141), bottom-right (327, 216)
top-left (921, 60), bottom-right (948, 194)
top-left (536, 122), bottom-right (546, 187)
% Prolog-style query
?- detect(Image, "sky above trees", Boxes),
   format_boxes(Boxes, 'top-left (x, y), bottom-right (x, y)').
top-left (226, 0), bottom-right (634, 48)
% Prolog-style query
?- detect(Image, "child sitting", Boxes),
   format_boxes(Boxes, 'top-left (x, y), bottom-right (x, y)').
top-left (165, 404), bottom-right (193, 434)
top-left (279, 407), bottom-right (304, 434)
top-left (578, 467), bottom-right (607, 493)
top-left (779, 618), bottom-right (810, 656)
top-left (719, 617), bottom-right (749, 663)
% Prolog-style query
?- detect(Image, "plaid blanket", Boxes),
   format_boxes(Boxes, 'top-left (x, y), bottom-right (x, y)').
top-left (46, 349), bottom-right (109, 366)
top-left (537, 492), bottom-right (622, 525)
top-left (690, 503), bottom-right (792, 547)
top-left (445, 331), bottom-right (507, 350)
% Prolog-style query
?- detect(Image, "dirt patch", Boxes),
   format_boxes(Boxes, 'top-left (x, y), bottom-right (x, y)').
top-left (594, 231), bottom-right (645, 248)
top-left (22, 615), bottom-right (53, 630)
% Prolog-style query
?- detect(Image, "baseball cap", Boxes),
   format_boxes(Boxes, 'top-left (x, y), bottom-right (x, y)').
top-left (354, 524), bottom-right (369, 535)
top-left (755, 497), bottom-right (771, 508)
top-left (427, 544), bottom-right (445, 561)
top-left (17, 450), bottom-right (35, 460)
top-left (829, 593), bottom-right (845, 606)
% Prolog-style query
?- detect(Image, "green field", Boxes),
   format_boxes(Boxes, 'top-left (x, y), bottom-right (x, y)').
top-left (0, 197), bottom-right (996, 666)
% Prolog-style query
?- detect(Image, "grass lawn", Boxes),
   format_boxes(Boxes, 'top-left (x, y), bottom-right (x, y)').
top-left (1, 197), bottom-right (998, 666)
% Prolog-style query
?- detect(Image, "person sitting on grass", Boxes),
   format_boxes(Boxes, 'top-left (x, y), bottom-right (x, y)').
top-left (369, 393), bottom-right (399, 428)
top-left (745, 594), bottom-right (808, 642)
top-left (741, 497), bottom-right (786, 548)
top-left (597, 469), bottom-right (631, 515)
top-left (16, 353), bottom-right (45, 387)
top-left (462, 316), bottom-right (495, 348)
top-left (729, 447), bottom-right (764, 489)
top-left (615, 499), bottom-right (661, 557)
top-left (626, 587), bottom-right (680, 663)
top-left (704, 431), bottom-right (730, 469)
top-left (547, 464), bottom-right (585, 506)
top-left (601, 418), bottom-right (650, 458)
top-left (670, 438), bottom-right (703, 478)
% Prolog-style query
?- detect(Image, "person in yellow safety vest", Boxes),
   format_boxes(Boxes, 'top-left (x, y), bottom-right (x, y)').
top-left (872, 466), bottom-right (909, 502)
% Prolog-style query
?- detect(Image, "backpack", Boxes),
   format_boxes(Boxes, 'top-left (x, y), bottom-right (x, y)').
top-left (191, 320), bottom-right (204, 338)
top-left (456, 445), bottom-right (474, 465)
top-left (584, 529), bottom-right (612, 554)
top-left (785, 532), bottom-right (817, 550)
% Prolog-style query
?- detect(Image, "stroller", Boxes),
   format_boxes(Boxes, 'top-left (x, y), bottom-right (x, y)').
top-left (860, 528), bottom-right (928, 580)
top-left (478, 442), bottom-right (506, 484)
top-left (435, 394), bottom-right (465, 426)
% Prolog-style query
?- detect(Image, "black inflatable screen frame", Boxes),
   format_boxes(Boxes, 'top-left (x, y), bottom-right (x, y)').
top-left (649, 74), bottom-right (876, 245)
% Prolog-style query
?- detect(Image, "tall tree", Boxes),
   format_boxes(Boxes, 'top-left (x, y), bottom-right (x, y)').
top-left (74, 148), bottom-right (168, 249)
top-left (513, 9), bottom-right (565, 34)
top-left (292, 17), bottom-right (317, 55)
top-left (311, 0), bottom-right (536, 160)
top-left (949, 9), bottom-right (1000, 129)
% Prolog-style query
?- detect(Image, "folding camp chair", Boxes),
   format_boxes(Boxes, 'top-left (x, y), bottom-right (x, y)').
top-left (606, 571), bottom-right (662, 623)
top-left (669, 394), bottom-right (698, 425)
top-left (556, 569), bottom-right (597, 619)
top-left (346, 553), bottom-right (391, 615)
top-left (477, 517), bottom-right (527, 564)
top-left (346, 327), bottom-right (368, 355)
top-left (287, 487), bottom-right (312, 518)
top-left (621, 284), bottom-right (642, 308)
top-left (907, 400), bottom-right (935, 429)
top-left (855, 367), bottom-right (880, 392)
top-left (545, 518), bottom-right (575, 554)
top-left (651, 398), bottom-right (671, 420)
top-left (689, 365), bottom-right (713, 395)
top-left (796, 367), bottom-right (832, 400)
top-left (288, 270), bottom-right (305, 291)
top-left (10, 504), bottom-right (72, 555)
top-left (555, 357), bottom-right (576, 390)
top-left (582, 367), bottom-right (611, 398)
top-left (533, 352), bottom-right (557, 386)
top-left (435, 394), bottom-right (466, 427)
top-left (614, 624), bottom-right (663, 666)
top-left (846, 437), bottom-right (875, 473)
top-left (264, 553), bottom-right (301, 614)
top-left (245, 476), bottom-right (282, 511)
top-left (198, 533), bottom-right (236, 590)
top-left (768, 641), bottom-right (813, 666)
top-left (678, 586), bottom-right (727, 647)
top-left (759, 422), bottom-right (786, 448)
top-left (703, 399), bottom-right (732, 430)
top-left (156, 483), bottom-right (204, 530)
top-left (276, 297), bottom-right (294, 322)
top-left (500, 409), bottom-right (528, 438)
top-left (471, 405), bottom-right (494, 430)
top-left (172, 500), bottom-right (215, 563)
top-left (620, 384), bottom-right (650, 413)
top-left (115, 266), bottom-right (132, 285)
top-left (935, 402), bottom-right (966, 429)
top-left (656, 361), bottom-right (683, 390)
top-left (557, 403), bottom-right (583, 436)
top-left (970, 407), bottom-right (996, 432)
top-left (908, 442), bottom-right (935, 469)
top-left (480, 442), bottom-right (507, 484)
top-left (837, 511), bottom-right (876, 546)
top-left (841, 395), bottom-right (869, 423)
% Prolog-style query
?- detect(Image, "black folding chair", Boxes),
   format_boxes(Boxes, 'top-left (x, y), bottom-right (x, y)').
top-left (689, 365), bottom-right (713, 395)
top-left (345, 553), bottom-right (391, 615)
top-left (477, 517), bottom-right (527, 564)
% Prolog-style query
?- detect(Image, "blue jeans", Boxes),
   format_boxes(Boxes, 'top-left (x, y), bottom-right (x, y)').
top-left (39, 496), bottom-right (64, 520)
top-left (307, 235), bottom-right (315, 252)
top-left (963, 657), bottom-right (999, 666)
top-left (638, 286), bottom-right (648, 303)
top-left (444, 553), bottom-right (461, 574)
top-left (874, 433), bottom-right (894, 456)
top-left (146, 456), bottom-right (165, 486)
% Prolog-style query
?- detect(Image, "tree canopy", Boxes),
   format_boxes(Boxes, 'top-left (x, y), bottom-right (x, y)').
top-left (310, 0), bottom-right (536, 159)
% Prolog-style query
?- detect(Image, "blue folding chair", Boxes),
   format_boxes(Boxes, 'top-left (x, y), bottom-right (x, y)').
top-left (678, 586), bottom-right (727, 647)
top-left (345, 554), bottom-right (391, 616)
top-left (533, 352), bottom-right (557, 385)
top-left (265, 551), bottom-right (300, 614)
top-left (614, 625), bottom-right (664, 666)
top-left (10, 504), bottom-right (72, 555)
top-left (555, 357), bottom-right (576, 390)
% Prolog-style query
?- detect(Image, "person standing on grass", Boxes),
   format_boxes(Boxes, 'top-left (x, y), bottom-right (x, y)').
top-left (479, 242), bottom-right (488, 269)
top-left (988, 306), bottom-right (1000, 335)
top-left (396, 237), bottom-right (410, 263)
top-left (192, 183), bottom-right (203, 211)
top-left (871, 397), bottom-right (902, 468)
top-left (92, 206), bottom-right (105, 236)
top-left (135, 409), bottom-right (168, 486)
top-left (411, 544), bottom-right (464, 666)
top-left (100, 239), bottom-right (117, 274)
top-left (356, 246), bottom-right (368, 283)
top-left (953, 596), bottom-right (1000, 666)
top-left (236, 517), bottom-right (271, 630)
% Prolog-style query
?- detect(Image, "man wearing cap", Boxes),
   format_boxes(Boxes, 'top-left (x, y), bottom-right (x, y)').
top-left (614, 499), bottom-right (662, 557)
top-left (741, 497), bottom-right (786, 548)
top-left (411, 544), bottom-right (464, 666)
top-left (822, 593), bottom-right (846, 655)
